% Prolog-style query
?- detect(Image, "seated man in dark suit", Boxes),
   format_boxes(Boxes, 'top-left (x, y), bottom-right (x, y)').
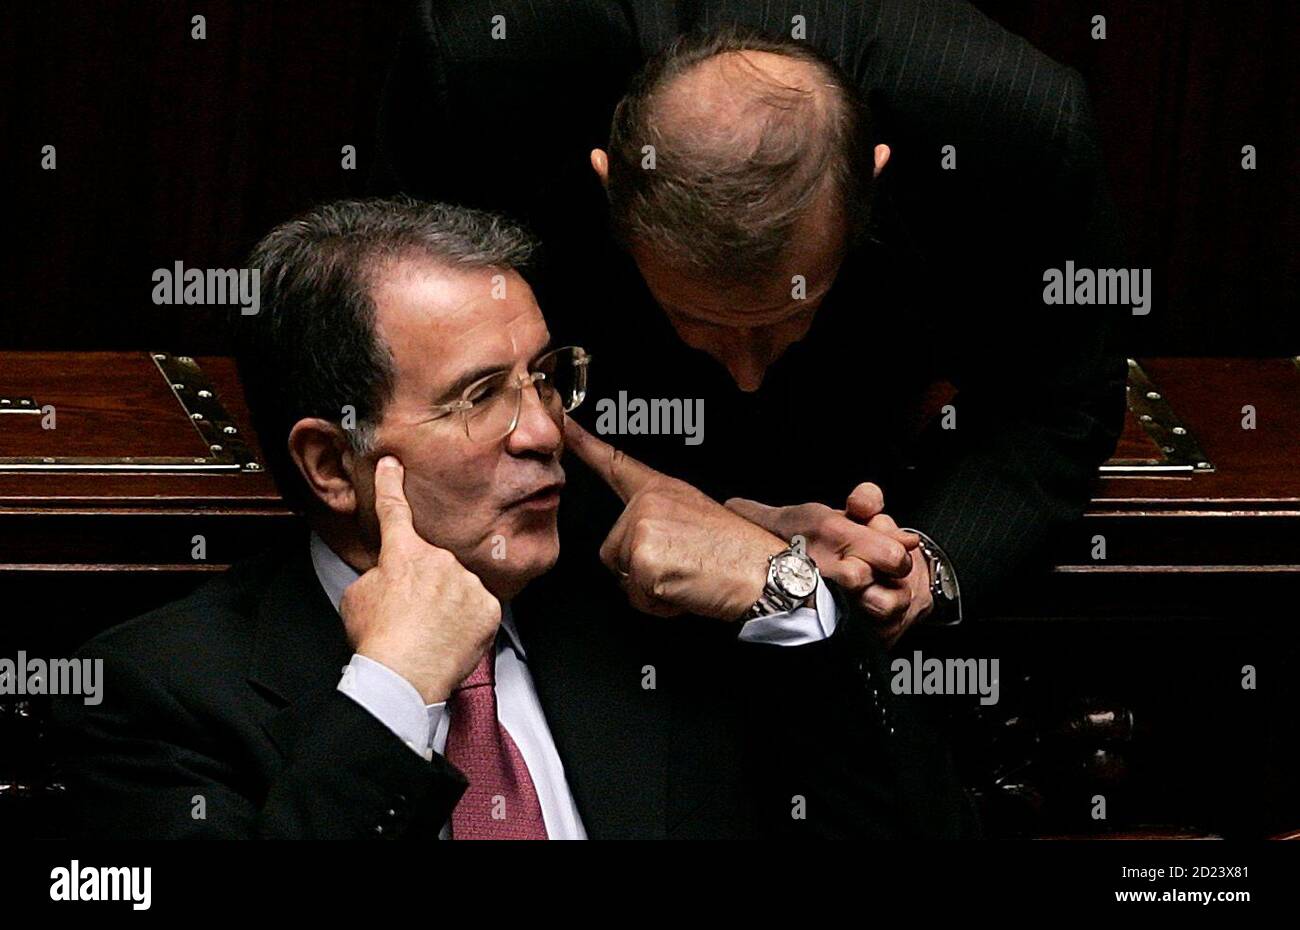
top-left (52, 197), bottom-right (975, 839)
top-left (372, 5), bottom-right (1129, 639)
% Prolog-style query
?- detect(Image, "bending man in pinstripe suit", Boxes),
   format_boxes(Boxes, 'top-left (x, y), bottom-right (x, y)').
top-left (373, 2), bottom-right (1128, 642)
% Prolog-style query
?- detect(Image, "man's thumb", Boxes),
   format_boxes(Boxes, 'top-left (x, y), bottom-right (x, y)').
top-left (373, 455), bottom-right (415, 548)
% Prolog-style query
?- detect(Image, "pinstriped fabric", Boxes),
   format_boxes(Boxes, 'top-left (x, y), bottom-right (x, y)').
top-left (420, 0), bottom-right (1082, 149)
top-left (426, 0), bottom-right (1081, 134)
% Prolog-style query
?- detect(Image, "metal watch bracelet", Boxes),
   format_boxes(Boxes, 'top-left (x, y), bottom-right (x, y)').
top-left (899, 527), bottom-right (963, 626)
top-left (744, 544), bottom-right (818, 620)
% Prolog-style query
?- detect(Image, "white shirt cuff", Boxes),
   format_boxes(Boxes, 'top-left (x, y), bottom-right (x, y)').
top-left (337, 654), bottom-right (446, 760)
top-left (737, 576), bottom-right (838, 646)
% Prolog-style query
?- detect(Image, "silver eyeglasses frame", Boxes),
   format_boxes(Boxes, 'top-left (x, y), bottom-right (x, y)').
top-left (422, 345), bottom-right (591, 442)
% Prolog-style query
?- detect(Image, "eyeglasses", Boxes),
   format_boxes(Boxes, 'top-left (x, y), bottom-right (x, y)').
top-left (425, 345), bottom-right (591, 443)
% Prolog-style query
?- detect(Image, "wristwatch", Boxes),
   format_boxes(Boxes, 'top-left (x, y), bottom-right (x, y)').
top-left (899, 527), bottom-right (962, 625)
top-left (744, 540), bottom-right (820, 620)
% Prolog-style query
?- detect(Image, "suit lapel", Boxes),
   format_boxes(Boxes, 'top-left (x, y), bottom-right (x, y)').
top-left (513, 567), bottom-right (669, 839)
top-left (238, 527), bottom-right (674, 837)
top-left (245, 530), bottom-right (353, 757)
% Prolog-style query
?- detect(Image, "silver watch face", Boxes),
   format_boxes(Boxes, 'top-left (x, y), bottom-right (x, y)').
top-left (935, 561), bottom-right (959, 601)
top-left (772, 552), bottom-right (818, 599)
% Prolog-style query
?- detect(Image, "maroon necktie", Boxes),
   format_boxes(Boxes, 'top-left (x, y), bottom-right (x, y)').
top-left (444, 650), bottom-right (548, 840)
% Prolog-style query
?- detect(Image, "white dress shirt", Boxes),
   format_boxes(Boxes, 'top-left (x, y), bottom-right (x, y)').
top-left (315, 531), bottom-right (837, 839)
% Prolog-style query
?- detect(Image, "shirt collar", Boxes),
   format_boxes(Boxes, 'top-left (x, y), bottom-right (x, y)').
top-left (308, 530), bottom-right (526, 659)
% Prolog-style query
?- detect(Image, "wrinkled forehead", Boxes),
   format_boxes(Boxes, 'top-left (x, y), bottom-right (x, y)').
top-left (370, 259), bottom-right (547, 396)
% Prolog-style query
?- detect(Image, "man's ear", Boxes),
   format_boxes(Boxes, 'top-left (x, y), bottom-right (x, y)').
top-left (590, 148), bottom-right (609, 186)
top-left (872, 143), bottom-right (891, 179)
top-left (287, 418), bottom-right (360, 516)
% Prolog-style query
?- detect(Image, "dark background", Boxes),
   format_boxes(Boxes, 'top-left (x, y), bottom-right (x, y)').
top-left (6, 0), bottom-right (1297, 355)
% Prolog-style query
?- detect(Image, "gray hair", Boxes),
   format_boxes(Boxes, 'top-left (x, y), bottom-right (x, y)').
top-left (238, 196), bottom-right (538, 508)
top-left (606, 26), bottom-right (874, 283)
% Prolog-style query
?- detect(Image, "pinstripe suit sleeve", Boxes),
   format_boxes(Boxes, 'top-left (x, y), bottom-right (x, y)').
top-left (889, 61), bottom-right (1129, 618)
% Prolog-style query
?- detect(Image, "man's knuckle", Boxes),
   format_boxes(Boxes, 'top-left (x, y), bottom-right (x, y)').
top-left (815, 511), bottom-right (841, 539)
top-left (629, 546), bottom-right (654, 575)
top-left (789, 502), bottom-right (816, 523)
top-left (886, 542), bottom-right (908, 568)
top-left (843, 522), bottom-right (872, 546)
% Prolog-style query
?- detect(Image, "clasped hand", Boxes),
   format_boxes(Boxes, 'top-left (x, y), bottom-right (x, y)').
top-left (566, 417), bottom-right (932, 645)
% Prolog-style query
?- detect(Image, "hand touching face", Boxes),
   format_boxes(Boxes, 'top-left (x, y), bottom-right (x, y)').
top-left (564, 417), bottom-right (786, 620)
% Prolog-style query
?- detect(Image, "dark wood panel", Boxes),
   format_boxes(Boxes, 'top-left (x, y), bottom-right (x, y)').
top-left (0, 353), bottom-right (287, 508)
top-left (1094, 357), bottom-right (1300, 510)
top-left (0, 351), bottom-right (210, 458)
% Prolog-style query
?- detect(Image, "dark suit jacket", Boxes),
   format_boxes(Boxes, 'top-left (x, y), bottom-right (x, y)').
top-left (50, 525), bottom-right (978, 839)
top-left (370, 0), bottom-right (1129, 618)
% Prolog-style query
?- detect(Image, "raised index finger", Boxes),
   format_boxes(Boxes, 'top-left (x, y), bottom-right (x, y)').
top-left (563, 416), bottom-right (661, 503)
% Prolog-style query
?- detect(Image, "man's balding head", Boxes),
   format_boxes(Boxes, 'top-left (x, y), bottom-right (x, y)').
top-left (596, 27), bottom-right (885, 391)
top-left (604, 27), bottom-right (875, 284)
